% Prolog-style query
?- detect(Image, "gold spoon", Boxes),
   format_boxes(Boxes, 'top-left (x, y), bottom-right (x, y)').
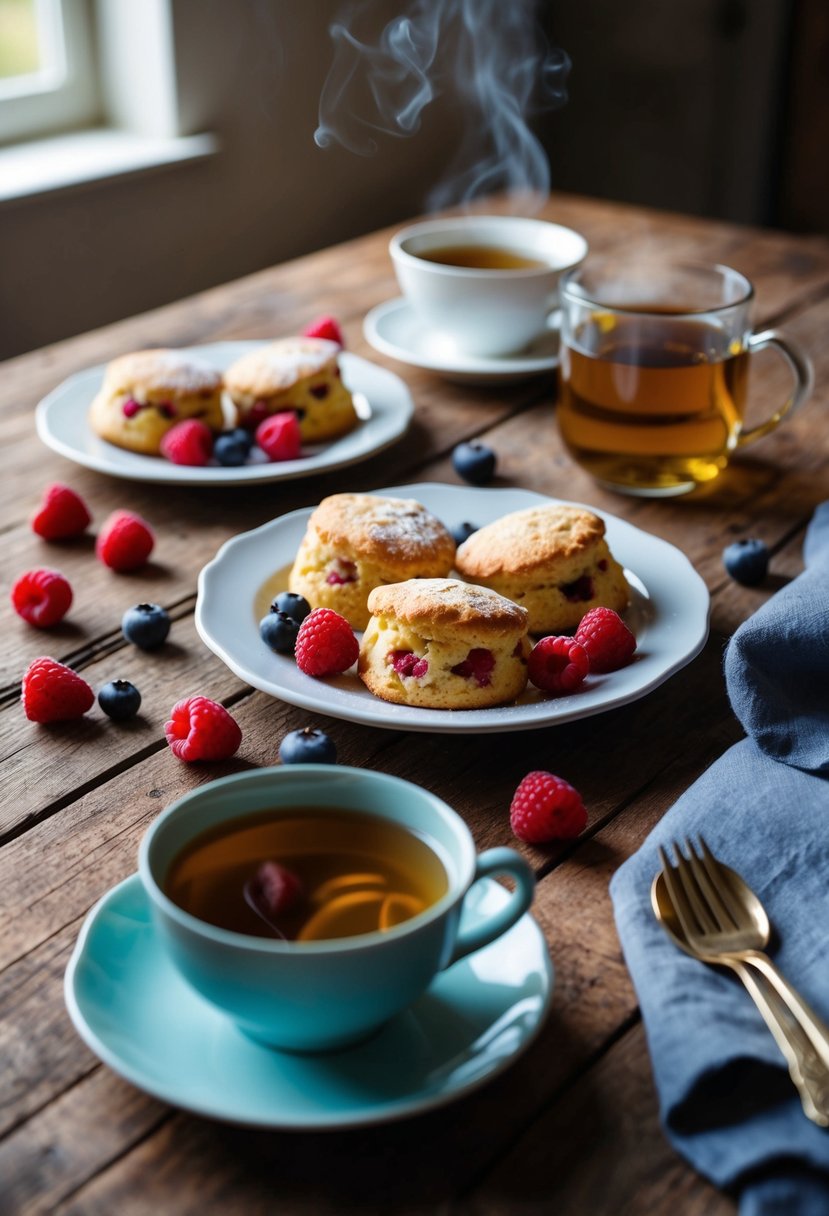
top-left (652, 870), bottom-right (829, 1126)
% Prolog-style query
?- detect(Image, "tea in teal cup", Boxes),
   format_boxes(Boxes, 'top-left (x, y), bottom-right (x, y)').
top-left (138, 765), bottom-right (535, 1052)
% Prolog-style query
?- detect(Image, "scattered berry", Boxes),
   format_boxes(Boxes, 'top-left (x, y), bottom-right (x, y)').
top-left (451, 521), bottom-right (479, 545)
top-left (164, 696), bottom-right (242, 762)
top-left (575, 607), bottom-right (637, 673)
top-left (452, 441), bottom-right (496, 486)
top-left (214, 428), bottom-right (253, 467)
top-left (256, 412), bottom-right (302, 461)
top-left (510, 771), bottom-right (588, 844)
top-left (98, 679), bottom-right (142, 721)
top-left (260, 610), bottom-right (300, 654)
top-left (96, 511), bottom-right (155, 572)
top-left (245, 861), bottom-right (304, 932)
top-left (527, 635), bottom-right (590, 694)
top-left (31, 484), bottom-right (91, 540)
top-left (11, 569), bottom-right (73, 628)
top-left (295, 608), bottom-right (359, 677)
top-left (122, 603), bottom-right (171, 650)
top-left (160, 419), bottom-right (214, 466)
top-left (21, 657), bottom-right (94, 723)
top-left (279, 727), bottom-right (337, 764)
top-left (270, 590), bottom-right (312, 625)
top-left (723, 538), bottom-right (769, 586)
top-left (302, 315), bottom-right (344, 346)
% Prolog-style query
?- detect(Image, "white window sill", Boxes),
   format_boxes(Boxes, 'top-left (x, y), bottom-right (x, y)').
top-left (0, 127), bottom-right (219, 205)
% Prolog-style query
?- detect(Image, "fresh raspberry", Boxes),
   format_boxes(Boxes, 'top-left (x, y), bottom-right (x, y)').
top-left (159, 419), bottom-right (214, 466)
top-left (21, 656), bottom-right (94, 723)
top-left (11, 569), bottom-right (73, 627)
top-left (256, 412), bottom-right (301, 461)
top-left (96, 510), bottom-right (155, 572)
top-left (575, 607), bottom-right (637, 673)
top-left (301, 315), bottom-right (344, 347)
top-left (31, 484), bottom-right (91, 540)
top-left (164, 695), bottom-right (242, 762)
top-left (510, 771), bottom-right (588, 844)
top-left (527, 635), bottom-right (589, 694)
top-left (295, 608), bottom-right (359, 677)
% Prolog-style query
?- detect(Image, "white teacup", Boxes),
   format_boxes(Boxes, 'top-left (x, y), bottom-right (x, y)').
top-left (389, 215), bottom-right (588, 358)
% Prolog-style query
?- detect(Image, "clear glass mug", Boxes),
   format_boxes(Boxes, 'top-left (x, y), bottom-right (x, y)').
top-left (556, 259), bottom-right (814, 496)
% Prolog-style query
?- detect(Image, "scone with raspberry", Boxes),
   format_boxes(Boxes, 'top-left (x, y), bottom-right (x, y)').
top-left (359, 578), bottom-right (530, 710)
top-left (224, 337), bottom-right (357, 443)
top-left (455, 504), bottom-right (629, 635)
top-left (288, 493), bottom-right (456, 631)
top-left (88, 350), bottom-right (224, 456)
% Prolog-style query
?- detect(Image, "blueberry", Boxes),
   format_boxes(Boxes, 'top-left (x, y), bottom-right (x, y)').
top-left (451, 520), bottom-right (479, 545)
top-left (270, 590), bottom-right (312, 625)
top-left (722, 539), bottom-right (769, 586)
top-left (122, 603), bottom-right (171, 650)
top-left (260, 610), bottom-right (300, 654)
top-left (98, 679), bottom-right (142, 721)
top-left (214, 428), bottom-right (253, 467)
top-left (279, 727), bottom-right (337, 765)
top-left (452, 441), bottom-right (496, 486)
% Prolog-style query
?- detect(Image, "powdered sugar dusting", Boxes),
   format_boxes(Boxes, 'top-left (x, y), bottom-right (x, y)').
top-left (367, 497), bottom-right (450, 558)
top-left (233, 338), bottom-right (340, 389)
top-left (111, 349), bottom-right (222, 393)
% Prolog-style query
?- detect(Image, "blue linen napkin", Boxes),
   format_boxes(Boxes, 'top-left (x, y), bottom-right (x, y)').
top-left (610, 503), bottom-right (829, 1215)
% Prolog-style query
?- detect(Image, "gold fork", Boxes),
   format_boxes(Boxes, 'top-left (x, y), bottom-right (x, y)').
top-left (653, 838), bottom-right (829, 1126)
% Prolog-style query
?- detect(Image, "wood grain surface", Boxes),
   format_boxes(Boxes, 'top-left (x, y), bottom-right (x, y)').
top-left (2, 193), bottom-right (828, 1215)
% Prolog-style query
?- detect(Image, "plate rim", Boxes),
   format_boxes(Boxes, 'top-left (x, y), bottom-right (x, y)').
top-left (363, 297), bottom-right (559, 379)
top-left (195, 483), bottom-right (711, 735)
top-left (35, 342), bottom-right (414, 486)
top-left (64, 872), bottom-right (553, 1130)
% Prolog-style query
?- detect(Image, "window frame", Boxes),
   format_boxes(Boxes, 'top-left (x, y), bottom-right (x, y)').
top-left (0, 0), bottom-right (100, 146)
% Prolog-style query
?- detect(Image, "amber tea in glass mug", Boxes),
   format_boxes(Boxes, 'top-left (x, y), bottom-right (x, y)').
top-left (557, 260), bottom-right (813, 495)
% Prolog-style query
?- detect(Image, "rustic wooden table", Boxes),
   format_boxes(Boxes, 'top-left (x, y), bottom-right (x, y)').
top-left (2, 193), bottom-right (828, 1215)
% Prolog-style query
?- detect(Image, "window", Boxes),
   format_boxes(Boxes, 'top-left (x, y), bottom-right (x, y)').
top-left (0, 0), bottom-right (99, 145)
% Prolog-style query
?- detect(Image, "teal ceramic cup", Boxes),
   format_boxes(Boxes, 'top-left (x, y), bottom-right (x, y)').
top-left (139, 765), bottom-right (535, 1052)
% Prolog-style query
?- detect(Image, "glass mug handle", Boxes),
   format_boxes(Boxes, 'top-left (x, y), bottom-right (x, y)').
top-left (738, 329), bottom-right (814, 447)
top-left (445, 847), bottom-right (535, 966)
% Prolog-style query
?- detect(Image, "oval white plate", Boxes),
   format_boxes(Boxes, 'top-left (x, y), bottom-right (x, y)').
top-left (196, 484), bottom-right (710, 735)
top-left (35, 342), bottom-right (413, 486)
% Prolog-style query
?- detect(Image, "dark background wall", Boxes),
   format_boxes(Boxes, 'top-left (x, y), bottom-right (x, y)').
top-left (1, 0), bottom-right (827, 360)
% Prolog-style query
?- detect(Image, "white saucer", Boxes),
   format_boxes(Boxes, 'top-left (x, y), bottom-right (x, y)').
top-left (363, 298), bottom-right (560, 384)
top-left (65, 874), bottom-right (552, 1129)
top-left (35, 342), bottom-right (413, 486)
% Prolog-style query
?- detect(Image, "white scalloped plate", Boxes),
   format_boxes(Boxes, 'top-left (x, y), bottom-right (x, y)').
top-left (35, 342), bottom-right (413, 485)
top-left (196, 484), bottom-right (710, 735)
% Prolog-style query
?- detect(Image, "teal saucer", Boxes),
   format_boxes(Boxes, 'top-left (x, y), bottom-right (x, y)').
top-left (65, 874), bottom-right (553, 1129)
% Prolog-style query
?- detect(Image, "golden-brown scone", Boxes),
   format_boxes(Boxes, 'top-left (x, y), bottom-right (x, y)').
top-left (454, 504), bottom-right (629, 634)
top-left (289, 494), bottom-right (456, 631)
top-left (224, 337), bottom-right (357, 443)
top-left (359, 578), bottom-right (530, 709)
top-left (88, 349), bottom-right (225, 455)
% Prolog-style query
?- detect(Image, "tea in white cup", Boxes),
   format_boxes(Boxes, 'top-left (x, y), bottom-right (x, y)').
top-left (390, 215), bottom-right (587, 358)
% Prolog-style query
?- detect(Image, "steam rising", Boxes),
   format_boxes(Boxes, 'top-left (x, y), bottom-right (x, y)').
top-left (314, 0), bottom-right (570, 212)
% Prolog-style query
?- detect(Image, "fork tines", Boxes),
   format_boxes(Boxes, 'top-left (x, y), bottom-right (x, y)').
top-left (659, 836), bottom-right (744, 940)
